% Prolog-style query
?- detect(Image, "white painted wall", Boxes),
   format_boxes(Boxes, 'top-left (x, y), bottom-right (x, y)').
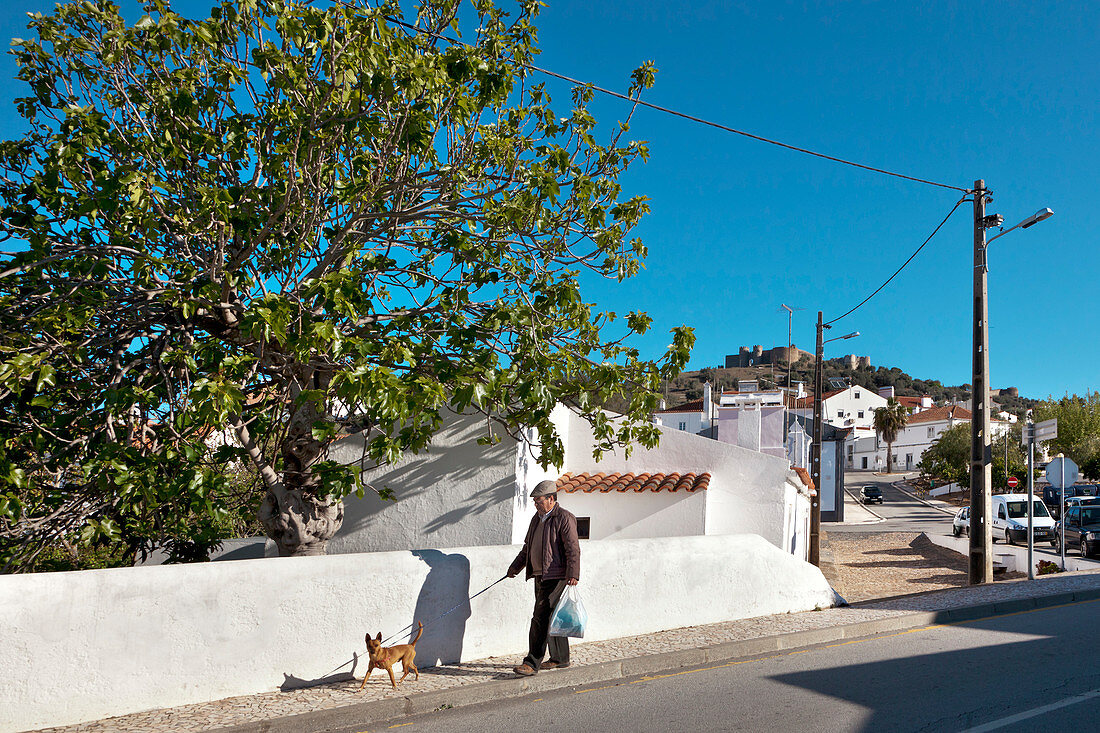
top-left (559, 489), bottom-right (707, 540)
top-left (653, 408), bottom-right (706, 435)
top-left (327, 412), bottom-right (518, 555)
top-left (0, 535), bottom-right (837, 732)
top-left (823, 386), bottom-right (888, 429)
top-left (554, 407), bottom-right (803, 550)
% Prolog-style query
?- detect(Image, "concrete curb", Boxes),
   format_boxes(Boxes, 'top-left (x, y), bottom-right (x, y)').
top-left (891, 479), bottom-right (958, 516)
top-left (210, 586), bottom-right (1100, 733)
top-left (842, 486), bottom-right (887, 522)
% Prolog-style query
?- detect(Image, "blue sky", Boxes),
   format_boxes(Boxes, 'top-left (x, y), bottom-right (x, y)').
top-left (1, 1), bottom-right (1095, 400)
top-left (525, 0), bottom-right (1098, 400)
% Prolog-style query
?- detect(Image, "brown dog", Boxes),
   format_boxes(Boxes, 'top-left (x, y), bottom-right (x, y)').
top-left (358, 621), bottom-right (423, 690)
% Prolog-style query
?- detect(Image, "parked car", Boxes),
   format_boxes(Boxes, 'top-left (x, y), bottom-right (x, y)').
top-left (1064, 496), bottom-right (1100, 514)
top-left (991, 493), bottom-right (1057, 546)
top-left (860, 485), bottom-right (883, 504)
top-left (1055, 506), bottom-right (1100, 557)
top-left (952, 506), bottom-right (970, 537)
top-left (1043, 484), bottom-right (1100, 519)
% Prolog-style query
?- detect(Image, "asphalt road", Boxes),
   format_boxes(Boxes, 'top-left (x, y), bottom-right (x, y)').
top-left (829, 473), bottom-right (952, 534)
top-left (334, 597), bottom-right (1100, 733)
top-left (831, 474), bottom-right (1100, 571)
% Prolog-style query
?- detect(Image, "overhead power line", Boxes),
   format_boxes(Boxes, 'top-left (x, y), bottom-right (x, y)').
top-left (378, 13), bottom-right (976, 327)
top-left (824, 194), bottom-right (970, 327)
top-left (381, 15), bottom-right (969, 194)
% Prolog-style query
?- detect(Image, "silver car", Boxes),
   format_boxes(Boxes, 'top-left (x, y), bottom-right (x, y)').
top-left (952, 506), bottom-right (970, 537)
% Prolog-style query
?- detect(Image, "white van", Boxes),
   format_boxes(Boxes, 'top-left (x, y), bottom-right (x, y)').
top-left (991, 493), bottom-right (1057, 546)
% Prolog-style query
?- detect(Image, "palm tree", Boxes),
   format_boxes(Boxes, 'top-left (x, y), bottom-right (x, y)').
top-left (874, 398), bottom-right (910, 473)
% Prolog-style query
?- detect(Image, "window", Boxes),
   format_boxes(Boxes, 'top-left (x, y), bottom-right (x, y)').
top-left (576, 517), bottom-right (591, 540)
top-left (858, 411), bottom-right (865, 419)
top-left (998, 505), bottom-right (1006, 520)
top-left (847, 444), bottom-right (854, 455)
top-left (678, 421), bottom-right (687, 431)
top-left (928, 427), bottom-right (935, 438)
top-left (837, 410), bottom-right (844, 417)
top-left (854, 391), bottom-right (861, 399)
top-left (861, 457), bottom-right (868, 469)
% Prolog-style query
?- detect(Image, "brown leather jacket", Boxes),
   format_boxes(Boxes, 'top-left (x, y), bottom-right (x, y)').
top-left (508, 505), bottom-right (581, 581)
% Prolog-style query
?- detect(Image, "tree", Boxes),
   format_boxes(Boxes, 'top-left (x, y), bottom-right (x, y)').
top-left (918, 423), bottom-right (970, 488)
top-left (873, 398), bottom-right (908, 473)
top-left (0, 0), bottom-right (693, 570)
top-left (1033, 392), bottom-right (1100, 478)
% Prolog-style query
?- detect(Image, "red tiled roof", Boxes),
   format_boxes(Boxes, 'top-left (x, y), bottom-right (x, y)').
top-left (908, 404), bottom-right (972, 424)
top-left (792, 466), bottom-right (815, 491)
top-left (655, 399), bottom-right (704, 414)
top-left (792, 389), bottom-right (845, 409)
top-left (895, 396), bottom-right (924, 408)
top-left (556, 471), bottom-right (711, 493)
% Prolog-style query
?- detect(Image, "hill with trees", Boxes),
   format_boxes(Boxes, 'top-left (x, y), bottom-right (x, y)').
top-left (664, 359), bottom-right (1038, 418)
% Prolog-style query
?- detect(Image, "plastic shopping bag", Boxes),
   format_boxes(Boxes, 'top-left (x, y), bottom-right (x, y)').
top-left (548, 585), bottom-right (587, 638)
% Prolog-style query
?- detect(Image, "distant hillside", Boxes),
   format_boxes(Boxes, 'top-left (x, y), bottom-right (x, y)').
top-left (663, 360), bottom-right (1038, 417)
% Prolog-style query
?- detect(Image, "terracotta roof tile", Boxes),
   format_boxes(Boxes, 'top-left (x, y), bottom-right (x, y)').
top-left (792, 466), bottom-right (815, 491)
top-left (908, 404), bottom-right (972, 424)
top-left (655, 399), bottom-right (705, 414)
top-left (556, 471), bottom-right (711, 493)
top-left (792, 388), bottom-right (846, 409)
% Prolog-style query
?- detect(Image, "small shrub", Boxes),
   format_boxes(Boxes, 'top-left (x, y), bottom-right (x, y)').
top-left (1036, 560), bottom-right (1064, 575)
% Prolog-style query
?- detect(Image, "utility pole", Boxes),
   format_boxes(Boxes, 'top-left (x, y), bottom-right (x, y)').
top-left (810, 311), bottom-right (824, 566)
top-left (969, 179), bottom-right (994, 584)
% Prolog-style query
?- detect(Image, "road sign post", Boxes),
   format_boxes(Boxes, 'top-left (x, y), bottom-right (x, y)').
top-left (1047, 454), bottom-right (1079, 571)
top-left (1023, 418), bottom-right (1058, 579)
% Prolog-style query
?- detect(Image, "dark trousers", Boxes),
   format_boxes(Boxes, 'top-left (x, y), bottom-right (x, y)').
top-left (523, 576), bottom-right (569, 671)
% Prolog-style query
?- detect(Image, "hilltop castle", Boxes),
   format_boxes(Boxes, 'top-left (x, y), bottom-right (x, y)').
top-left (725, 345), bottom-right (870, 370)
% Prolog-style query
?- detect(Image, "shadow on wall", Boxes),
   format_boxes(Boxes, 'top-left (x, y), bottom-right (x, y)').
top-left (410, 549), bottom-right (472, 667)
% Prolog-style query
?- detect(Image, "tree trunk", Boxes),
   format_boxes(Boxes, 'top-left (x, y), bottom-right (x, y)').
top-left (257, 368), bottom-right (344, 556)
top-left (258, 484), bottom-right (344, 557)
top-left (885, 440), bottom-right (893, 474)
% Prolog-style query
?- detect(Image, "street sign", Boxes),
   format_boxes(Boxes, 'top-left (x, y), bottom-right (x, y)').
top-left (1022, 418), bottom-right (1058, 446)
top-left (1007, 476), bottom-right (1019, 489)
top-left (1046, 456), bottom-right (1079, 489)
top-left (1033, 418), bottom-right (1058, 441)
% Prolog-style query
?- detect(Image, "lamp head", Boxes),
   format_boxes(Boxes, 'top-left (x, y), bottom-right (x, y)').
top-left (1020, 208), bottom-right (1054, 229)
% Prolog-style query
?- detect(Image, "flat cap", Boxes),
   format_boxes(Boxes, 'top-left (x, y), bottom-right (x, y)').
top-left (530, 479), bottom-right (558, 498)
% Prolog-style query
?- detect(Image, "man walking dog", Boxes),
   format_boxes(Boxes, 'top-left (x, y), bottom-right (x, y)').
top-left (507, 479), bottom-right (580, 676)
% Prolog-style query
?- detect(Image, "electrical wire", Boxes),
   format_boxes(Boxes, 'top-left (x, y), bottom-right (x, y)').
top-left (373, 13), bottom-right (979, 329)
top-left (824, 194), bottom-right (970, 327)
top-left (380, 15), bottom-right (969, 194)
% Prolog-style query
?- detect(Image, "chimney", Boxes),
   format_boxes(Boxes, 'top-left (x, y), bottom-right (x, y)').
top-left (878, 386), bottom-right (895, 399)
top-left (920, 396), bottom-right (932, 409)
top-left (703, 382), bottom-right (712, 416)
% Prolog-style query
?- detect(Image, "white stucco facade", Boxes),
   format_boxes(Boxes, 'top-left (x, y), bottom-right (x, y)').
top-left (0, 534), bottom-right (837, 732)
top-left (330, 405), bottom-right (813, 558)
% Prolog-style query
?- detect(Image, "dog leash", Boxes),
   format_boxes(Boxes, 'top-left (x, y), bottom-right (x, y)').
top-left (319, 573), bottom-right (510, 679)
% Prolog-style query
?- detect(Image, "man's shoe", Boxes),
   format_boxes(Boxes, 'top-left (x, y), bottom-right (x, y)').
top-left (513, 664), bottom-right (536, 676)
top-left (541, 661), bottom-right (570, 670)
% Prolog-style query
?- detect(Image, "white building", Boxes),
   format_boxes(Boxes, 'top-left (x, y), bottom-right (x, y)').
top-left (714, 381), bottom-right (786, 459)
top-left (328, 404), bottom-right (815, 559)
top-left (845, 403), bottom-right (1012, 472)
top-left (653, 382), bottom-right (716, 436)
top-left (792, 384), bottom-right (890, 431)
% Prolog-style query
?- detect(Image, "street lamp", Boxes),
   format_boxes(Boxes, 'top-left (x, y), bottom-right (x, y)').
top-left (969, 181), bottom-right (1053, 584)
top-left (809, 313), bottom-right (859, 566)
top-left (781, 304), bottom-right (795, 447)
